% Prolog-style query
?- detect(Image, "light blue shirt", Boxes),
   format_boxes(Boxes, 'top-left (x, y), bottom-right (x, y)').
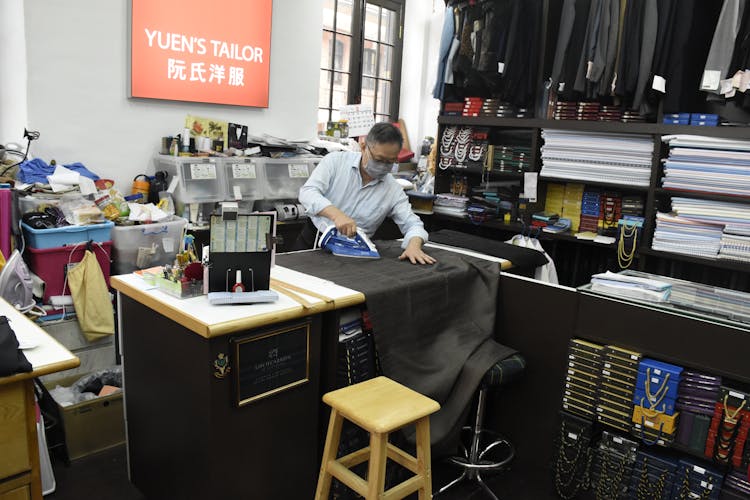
top-left (299, 150), bottom-right (428, 248)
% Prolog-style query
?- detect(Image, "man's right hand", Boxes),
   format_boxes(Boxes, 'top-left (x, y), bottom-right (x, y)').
top-left (332, 213), bottom-right (357, 237)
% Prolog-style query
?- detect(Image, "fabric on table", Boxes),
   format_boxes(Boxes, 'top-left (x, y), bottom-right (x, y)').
top-left (276, 242), bottom-right (517, 453)
top-left (0, 315), bottom-right (32, 377)
top-left (428, 229), bottom-right (548, 270)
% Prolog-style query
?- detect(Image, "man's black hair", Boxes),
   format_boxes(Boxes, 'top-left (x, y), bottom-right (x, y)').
top-left (366, 122), bottom-right (403, 149)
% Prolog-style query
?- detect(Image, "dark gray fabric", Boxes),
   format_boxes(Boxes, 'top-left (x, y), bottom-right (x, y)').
top-left (276, 241), bottom-right (517, 451)
top-left (550, 0), bottom-right (578, 88)
top-left (632, 0), bottom-right (658, 110)
top-left (429, 229), bottom-right (548, 269)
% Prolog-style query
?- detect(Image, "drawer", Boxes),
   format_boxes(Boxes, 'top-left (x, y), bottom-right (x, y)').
top-left (0, 383), bottom-right (31, 480)
top-left (0, 483), bottom-right (31, 500)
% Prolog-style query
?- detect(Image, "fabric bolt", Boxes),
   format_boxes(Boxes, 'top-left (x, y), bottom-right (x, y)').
top-left (573, 0), bottom-right (603, 94)
top-left (298, 151), bottom-right (428, 248)
top-left (610, 0), bottom-right (629, 94)
top-left (560, 0), bottom-right (593, 100)
top-left (428, 229), bottom-right (548, 270)
top-left (276, 242), bottom-right (517, 454)
top-left (645, 0), bottom-right (677, 109)
top-left (432, 5), bottom-right (455, 100)
top-left (701, 0), bottom-right (746, 93)
top-left (632, 0), bottom-right (658, 110)
top-left (550, 0), bottom-right (578, 89)
top-left (502, 0), bottom-right (543, 107)
top-left (615, 0), bottom-right (646, 105)
top-left (597, 0), bottom-right (621, 96)
top-left (589, 0), bottom-right (612, 85)
top-left (495, 0), bottom-right (513, 72)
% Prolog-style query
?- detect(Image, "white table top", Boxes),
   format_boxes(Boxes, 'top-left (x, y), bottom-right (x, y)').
top-left (0, 298), bottom-right (79, 385)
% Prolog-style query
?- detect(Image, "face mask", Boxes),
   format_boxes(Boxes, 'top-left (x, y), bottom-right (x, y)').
top-left (364, 145), bottom-right (395, 179)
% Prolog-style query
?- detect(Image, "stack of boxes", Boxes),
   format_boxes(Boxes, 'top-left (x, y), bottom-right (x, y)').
top-left (631, 358), bottom-right (683, 447)
top-left (663, 113), bottom-right (720, 126)
top-left (705, 387), bottom-right (750, 468)
top-left (462, 97), bottom-right (483, 117)
top-left (590, 430), bottom-right (638, 499)
top-left (578, 187), bottom-right (601, 233)
top-left (672, 459), bottom-right (723, 499)
top-left (596, 345), bottom-right (641, 433)
top-left (628, 450), bottom-right (678, 499)
top-left (675, 370), bottom-right (721, 456)
top-left (562, 339), bottom-right (603, 420)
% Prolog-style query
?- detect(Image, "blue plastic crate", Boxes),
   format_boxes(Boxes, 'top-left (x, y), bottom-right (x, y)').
top-left (22, 221), bottom-right (114, 249)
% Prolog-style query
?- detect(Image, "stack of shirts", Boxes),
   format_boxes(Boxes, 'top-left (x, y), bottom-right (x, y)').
top-left (662, 136), bottom-right (750, 196)
top-left (590, 431), bottom-right (638, 500)
top-left (553, 101), bottom-right (600, 121)
top-left (540, 130), bottom-right (653, 187)
top-left (442, 101), bottom-right (464, 116)
top-left (599, 105), bottom-right (624, 122)
top-left (674, 370), bottom-right (720, 457)
top-left (631, 359), bottom-right (683, 447)
top-left (562, 339), bottom-right (603, 421)
top-left (462, 97), bottom-right (483, 117)
top-left (595, 345), bottom-right (642, 433)
top-left (705, 387), bottom-right (750, 469)
top-left (579, 188), bottom-right (602, 233)
top-left (651, 212), bottom-right (724, 258)
top-left (433, 193), bottom-right (469, 216)
top-left (723, 470), bottom-right (750, 498)
top-left (628, 450), bottom-right (678, 500)
top-left (491, 145), bottom-right (532, 172)
top-left (671, 459), bottom-right (723, 500)
top-left (589, 271), bottom-right (672, 303)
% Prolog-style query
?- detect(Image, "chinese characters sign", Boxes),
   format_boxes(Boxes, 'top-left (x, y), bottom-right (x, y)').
top-left (130, 0), bottom-right (272, 107)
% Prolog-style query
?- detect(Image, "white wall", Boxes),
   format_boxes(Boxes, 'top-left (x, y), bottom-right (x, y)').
top-left (0, 0), bottom-right (27, 146)
top-left (399, 0), bottom-right (443, 156)
top-left (24, 0), bottom-right (323, 191)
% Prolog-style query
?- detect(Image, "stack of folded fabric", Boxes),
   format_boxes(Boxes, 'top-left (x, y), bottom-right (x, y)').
top-left (675, 370), bottom-right (721, 456)
top-left (589, 271), bottom-right (672, 303)
top-left (540, 130), bottom-right (653, 187)
top-left (631, 358), bottom-right (683, 447)
top-left (433, 193), bottom-right (469, 216)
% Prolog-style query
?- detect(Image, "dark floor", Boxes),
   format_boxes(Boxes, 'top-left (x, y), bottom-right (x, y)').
top-left (44, 444), bottom-right (520, 499)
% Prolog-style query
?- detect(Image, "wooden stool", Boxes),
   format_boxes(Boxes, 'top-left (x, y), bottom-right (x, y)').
top-left (315, 376), bottom-right (441, 500)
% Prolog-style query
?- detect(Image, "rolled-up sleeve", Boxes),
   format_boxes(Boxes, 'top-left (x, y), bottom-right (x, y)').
top-left (389, 190), bottom-right (429, 249)
top-left (298, 155), bottom-right (335, 216)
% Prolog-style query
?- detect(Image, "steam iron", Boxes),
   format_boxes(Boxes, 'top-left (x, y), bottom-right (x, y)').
top-left (0, 250), bottom-right (35, 312)
top-left (318, 225), bottom-right (380, 259)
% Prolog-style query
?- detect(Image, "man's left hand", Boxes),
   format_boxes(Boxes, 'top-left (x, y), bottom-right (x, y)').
top-left (398, 239), bottom-right (436, 265)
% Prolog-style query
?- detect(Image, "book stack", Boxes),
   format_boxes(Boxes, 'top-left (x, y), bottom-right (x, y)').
top-left (590, 431), bottom-right (638, 500)
top-left (579, 188), bottom-right (601, 233)
top-left (652, 212), bottom-right (724, 259)
top-left (462, 97), bottom-right (483, 117)
top-left (562, 339), bottom-right (604, 421)
top-left (532, 211), bottom-right (559, 229)
top-left (596, 345), bottom-right (641, 433)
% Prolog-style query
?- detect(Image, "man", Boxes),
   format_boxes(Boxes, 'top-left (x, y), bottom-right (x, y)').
top-left (297, 122), bottom-right (435, 265)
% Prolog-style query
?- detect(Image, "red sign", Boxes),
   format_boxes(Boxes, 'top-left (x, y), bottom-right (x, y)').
top-left (130, 0), bottom-right (272, 107)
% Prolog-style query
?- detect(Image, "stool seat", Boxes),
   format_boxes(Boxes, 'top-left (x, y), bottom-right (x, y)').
top-left (482, 354), bottom-right (526, 388)
top-left (323, 376), bottom-right (441, 434)
top-left (316, 376), bottom-right (440, 500)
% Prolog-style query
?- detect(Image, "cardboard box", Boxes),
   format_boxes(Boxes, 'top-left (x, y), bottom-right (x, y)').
top-left (46, 374), bottom-right (125, 460)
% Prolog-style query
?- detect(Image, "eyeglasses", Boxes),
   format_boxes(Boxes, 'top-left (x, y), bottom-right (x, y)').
top-left (366, 144), bottom-right (398, 164)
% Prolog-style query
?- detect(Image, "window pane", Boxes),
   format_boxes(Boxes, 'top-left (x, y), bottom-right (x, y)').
top-left (322, 0), bottom-right (335, 31)
top-left (378, 44), bottom-right (392, 79)
top-left (364, 4), bottom-right (380, 41)
top-left (361, 77), bottom-right (376, 110)
top-left (319, 70), bottom-right (332, 108)
top-left (362, 40), bottom-right (378, 77)
top-left (375, 114), bottom-right (390, 123)
top-left (380, 8), bottom-right (396, 44)
top-left (336, 0), bottom-right (353, 35)
top-left (331, 109), bottom-right (341, 122)
top-left (321, 31), bottom-right (334, 69)
top-left (318, 109), bottom-right (331, 133)
top-left (333, 35), bottom-right (351, 72)
top-left (332, 72), bottom-right (349, 109)
top-left (377, 80), bottom-right (391, 115)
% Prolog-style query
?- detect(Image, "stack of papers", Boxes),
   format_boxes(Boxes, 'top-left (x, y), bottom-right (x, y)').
top-left (540, 130), bottom-right (653, 187)
top-left (433, 194), bottom-right (469, 216)
top-left (652, 212), bottom-right (724, 258)
top-left (661, 135), bottom-right (750, 196)
top-left (590, 271), bottom-right (672, 302)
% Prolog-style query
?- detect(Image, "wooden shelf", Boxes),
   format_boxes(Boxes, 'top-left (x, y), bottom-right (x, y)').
top-left (639, 248), bottom-right (750, 272)
top-left (654, 188), bottom-right (750, 204)
top-left (438, 115), bottom-right (750, 138)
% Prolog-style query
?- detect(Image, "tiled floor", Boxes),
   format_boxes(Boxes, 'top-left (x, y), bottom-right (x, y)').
top-left (44, 444), bottom-right (518, 499)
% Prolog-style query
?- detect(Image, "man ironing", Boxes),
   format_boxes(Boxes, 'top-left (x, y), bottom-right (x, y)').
top-left (297, 122), bottom-right (435, 265)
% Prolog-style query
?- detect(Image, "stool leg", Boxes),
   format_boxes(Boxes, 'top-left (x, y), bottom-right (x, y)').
top-left (367, 432), bottom-right (388, 499)
top-left (415, 416), bottom-right (433, 500)
top-left (315, 409), bottom-right (344, 500)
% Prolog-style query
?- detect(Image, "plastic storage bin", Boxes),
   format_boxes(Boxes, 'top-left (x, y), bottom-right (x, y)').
top-left (18, 195), bottom-right (62, 215)
top-left (22, 221), bottom-right (114, 249)
top-left (111, 217), bottom-right (187, 274)
top-left (219, 157), bottom-right (266, 201)
top-left (25, 241), bottom-right (112, 306)
top-left (154, 155), bottom-right (225, 203)
top-left (262, 158), bottom-right (319, 200)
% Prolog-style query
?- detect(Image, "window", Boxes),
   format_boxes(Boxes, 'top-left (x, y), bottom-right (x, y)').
top-left (319, 0), bottom-right (404, 132)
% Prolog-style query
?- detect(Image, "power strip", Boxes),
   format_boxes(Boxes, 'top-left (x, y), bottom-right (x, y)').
top-left (49, 295), bottom-right (74, 307)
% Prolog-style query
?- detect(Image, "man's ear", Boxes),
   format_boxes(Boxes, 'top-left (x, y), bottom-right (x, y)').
top-left (357, 136), bottom-right (366, 151)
